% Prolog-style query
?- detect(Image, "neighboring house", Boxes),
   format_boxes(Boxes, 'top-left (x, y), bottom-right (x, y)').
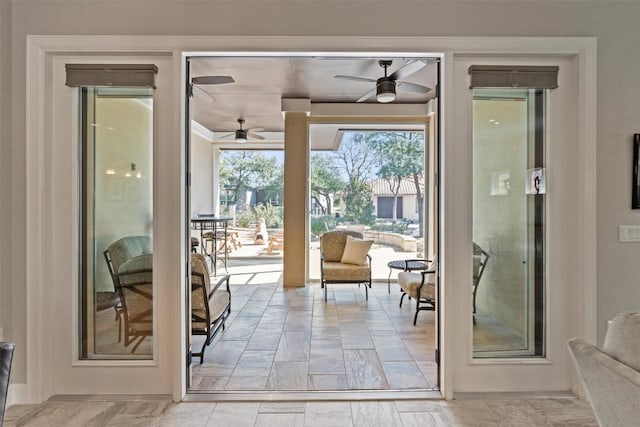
top-left (369, 177), bottom-right (424, 221)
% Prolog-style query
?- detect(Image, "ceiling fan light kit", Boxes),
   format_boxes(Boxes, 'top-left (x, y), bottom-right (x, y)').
top-left (376, 79), bottom-right (396, 103)
top-left (235, 129), bottom-right (248, 142)
top-left (334, 59), bottom-right (430, 103)
top-left (235, 118), bottom-right (248, 142)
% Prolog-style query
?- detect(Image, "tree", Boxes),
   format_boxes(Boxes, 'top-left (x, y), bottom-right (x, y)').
top-left (331, 132), bottom-right (378, 184)
top-left (220, 151), bottom-right (279, 204)
top-left (330, 133), bottom-right (378, 224)
top-left (310, 154), bottom-right (344, 215)
top-left (343, 179), bottom-right (375, 225)
top-left (369, 131), bottom-right (425, 235)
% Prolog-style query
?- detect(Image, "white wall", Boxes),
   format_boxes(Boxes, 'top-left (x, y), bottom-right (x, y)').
top-left (0, 1), bottom-right (10, 345)
top-left (190, 132), bottom-right (214, 217)
top-left (2, 0), bottom-right (640, 390)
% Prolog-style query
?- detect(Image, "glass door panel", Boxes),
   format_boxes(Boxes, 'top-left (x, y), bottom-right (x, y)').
top-left (472, 89), bottom-right (545, 358)
top-left (80, 87), bottom-right (154, 359)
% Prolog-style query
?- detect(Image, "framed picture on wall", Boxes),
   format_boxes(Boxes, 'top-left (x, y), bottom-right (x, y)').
top-left (633, 134), bottom-right (640, 209)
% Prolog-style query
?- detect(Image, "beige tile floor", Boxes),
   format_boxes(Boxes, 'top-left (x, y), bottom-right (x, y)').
top-left (5, 397), bottom-right (597, 426)
top-left (191, 278), bottom-right (438, 392)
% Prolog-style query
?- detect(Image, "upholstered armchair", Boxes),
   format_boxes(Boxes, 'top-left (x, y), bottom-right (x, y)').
top-left (568, 312), bottom-right (640, 427)
top-left (397, 256), bottom-right (437, 325)
top-left (104, 235), bottom-right (153, 351)
top-left (191, 253), bottom-right (231, 363)
top-left (0, 342), bottom-right (14, 426)
top-left (319, 230), bottom-right (373, 301)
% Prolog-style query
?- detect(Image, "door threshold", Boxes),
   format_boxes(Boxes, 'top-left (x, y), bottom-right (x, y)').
top-left (184, 389), bottom-right (442, 402)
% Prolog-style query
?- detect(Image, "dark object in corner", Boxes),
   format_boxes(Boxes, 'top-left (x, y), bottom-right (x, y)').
top-left (633, 134), bottom-right (640, 209)
top-left (0, 342), bottom-right (15, 426)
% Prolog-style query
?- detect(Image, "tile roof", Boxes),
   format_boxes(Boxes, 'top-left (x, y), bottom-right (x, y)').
top-left (368, 177), bottom-right (424, 196)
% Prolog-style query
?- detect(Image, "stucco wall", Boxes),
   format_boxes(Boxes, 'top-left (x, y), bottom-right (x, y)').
top-left (2, 0), bottom-right (640, 385)
top-left (190, 132), bottom-right (214, 217)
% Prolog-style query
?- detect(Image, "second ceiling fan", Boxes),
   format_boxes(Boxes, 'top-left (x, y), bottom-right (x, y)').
top-left (335, 59), bottom-right (431, 103)
top-left (219, 118), bottom-right (265, 142)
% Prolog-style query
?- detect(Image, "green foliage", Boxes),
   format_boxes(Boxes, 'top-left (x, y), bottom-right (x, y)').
top-left (235, 203), bottom-right (283, 229)
top-left (253, 203), bottom-right (283, 228)
top-left (310, 154), bottom-right (344, 215)
top-left (370, 220), bottom-right (411, 235)
top-left (310, 215), bottom-right (337, 238)
top-left (343, 180), bottom-right (375, 225)
top-left (221, 151), bottom-right (281, 202)
top-left (236, 209), bottom-right (254, 228)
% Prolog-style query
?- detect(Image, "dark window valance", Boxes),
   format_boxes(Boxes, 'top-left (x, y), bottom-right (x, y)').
top-left (65, 64), bottom-right (158, 88)
top-left (468, 65), bottom-right (558, 89)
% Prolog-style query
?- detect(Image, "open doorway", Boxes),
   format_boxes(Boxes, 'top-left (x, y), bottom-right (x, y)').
top-left (184, 54), bottom-right (440, 395)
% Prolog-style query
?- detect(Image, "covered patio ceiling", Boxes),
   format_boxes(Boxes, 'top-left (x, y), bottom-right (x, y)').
top-left (189, 55), bottom-right (437, 149)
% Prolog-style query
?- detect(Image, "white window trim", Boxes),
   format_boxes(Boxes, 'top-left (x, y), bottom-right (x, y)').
top-left (24, 35), bottom-right (596, 403)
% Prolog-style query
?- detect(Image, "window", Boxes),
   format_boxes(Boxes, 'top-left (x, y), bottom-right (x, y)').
top-left (472, 89), bottom-right (545, 358)
top-left (79, 87), bottom-right (154, 359)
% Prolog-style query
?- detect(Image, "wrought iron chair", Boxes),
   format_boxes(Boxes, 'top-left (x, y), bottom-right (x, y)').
top-left (472, 242), bottom-right (490, 324)
top-left (398, 256), bottom-right (437, 325)
top-left (191, 254), bottom-right (231, 364)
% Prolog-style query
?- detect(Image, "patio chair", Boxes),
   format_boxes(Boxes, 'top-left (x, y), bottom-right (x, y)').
top-left (104, 235), bottom-right (153, 350)
top-left (320, 230), bottom-right (373, 301)
top-left (398, 256), bottom-right (437, 325)
top-left (191, 253), bottom-right (231, 363)
top-left (472, 242), bottom-right (489, 324)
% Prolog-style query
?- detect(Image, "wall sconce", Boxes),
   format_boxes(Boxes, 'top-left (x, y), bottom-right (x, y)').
top-left (124, 162), bottom-right (136, 178)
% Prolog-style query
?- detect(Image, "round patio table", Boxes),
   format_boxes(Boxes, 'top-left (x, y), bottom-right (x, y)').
top-left (387, 259), bottom-right (431, 294)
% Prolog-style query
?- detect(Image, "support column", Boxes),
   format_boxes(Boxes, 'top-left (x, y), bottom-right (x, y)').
top-left (282, 110), bottom-right (309, 287)
top-left (212, 146), bottom-right (220, 216)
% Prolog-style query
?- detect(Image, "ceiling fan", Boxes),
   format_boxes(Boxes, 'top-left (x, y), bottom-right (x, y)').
top-left (219, 118), bottom-right (265, 142)
top-left (335, 59), bottom-right (431, 103)
top-left (190, 75), bottom-right (235, 103)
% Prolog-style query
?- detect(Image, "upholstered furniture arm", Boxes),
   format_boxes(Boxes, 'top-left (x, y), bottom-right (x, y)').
top-left (210, 275), bottom-right (230, 298)
top-left (568, 337), bottom-right (640, 427)
top-left (116, 267), bottom-right (153, 286)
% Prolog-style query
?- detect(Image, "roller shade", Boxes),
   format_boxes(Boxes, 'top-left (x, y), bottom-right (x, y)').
top-left (65, 64), bottom-right (158, 88)
top-left (468, 65), bottom-right (558, 89)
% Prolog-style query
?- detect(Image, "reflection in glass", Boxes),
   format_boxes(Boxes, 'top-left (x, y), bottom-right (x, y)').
top-left (472, 89), bottom-right (545, 358)
top-left (80, 87), bottom-right (153, 359)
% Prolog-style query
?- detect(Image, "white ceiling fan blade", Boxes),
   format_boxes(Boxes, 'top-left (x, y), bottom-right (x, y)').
top-left (334, 75), bottom-right (376, 83)
top-left (247, 127), bottom-right (265, 133)
top-left (397, 81), bottom-right (432, 94)
top-left (356, 88), bottom-right (377, 103)
top-left (248, 132), bottom-right (265, 140)
top-left (389, 60), bottom-right (426, 81)
top-left (219, 132), bottom-right (234, 139)
top-left (192, 76), bottom-right (235, 85)
top-left (192, 85), bottom-right (216, 103)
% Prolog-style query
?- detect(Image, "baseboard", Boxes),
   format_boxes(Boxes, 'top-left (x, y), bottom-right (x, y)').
top-left (453, 391), bottom-right (579, 400)
top-left (7, 383), bottom-right (27, 406)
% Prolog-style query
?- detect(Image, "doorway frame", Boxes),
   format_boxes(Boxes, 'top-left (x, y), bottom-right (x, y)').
top-left (23, 35), bottom-right (595, 404)
top-left (305, 115), bottom-right (434, 285)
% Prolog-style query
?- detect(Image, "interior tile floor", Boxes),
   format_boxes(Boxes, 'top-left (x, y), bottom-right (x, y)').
top-left (5, 397), bottom-right (597, 426)
top-left (191, 278), bottom-right (437, 392)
